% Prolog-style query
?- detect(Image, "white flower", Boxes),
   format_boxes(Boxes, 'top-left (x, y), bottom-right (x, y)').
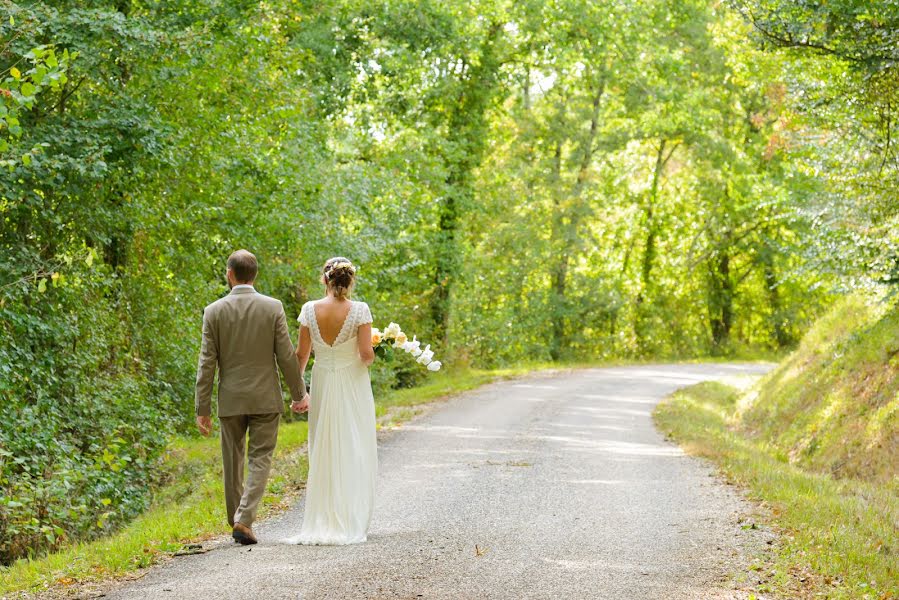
top-left (404, 336), bottom-right (421, 355)
top-left (427, 360), bottom-right (442, 371)
top-left (417, 345), bottom-right (434, 365)
top-left (384, 322), bottom-right (402, 339)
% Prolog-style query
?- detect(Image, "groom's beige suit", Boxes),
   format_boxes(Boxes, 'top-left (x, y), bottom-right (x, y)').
top-left (195, 284), bottom-right (305, 527)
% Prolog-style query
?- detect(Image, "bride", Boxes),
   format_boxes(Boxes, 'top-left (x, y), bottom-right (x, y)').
top-left (287, 257), bottom-right (377, 545)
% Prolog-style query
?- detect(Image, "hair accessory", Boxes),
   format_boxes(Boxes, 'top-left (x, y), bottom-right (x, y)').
top-left (324, 260), bottom-right (355, 280)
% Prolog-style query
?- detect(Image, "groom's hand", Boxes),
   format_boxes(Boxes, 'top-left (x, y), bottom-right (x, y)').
top-left (196, 415), bottom-right (213, 436)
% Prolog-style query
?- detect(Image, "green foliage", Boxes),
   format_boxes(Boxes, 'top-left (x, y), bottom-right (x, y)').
top-left (0, 40), bottom-right (73, 168)
top-left (453, 1), bottom-right (828, 363)
top-left (0, 255), bottom-right (175, 562)
top-left (731, 0), bottom-right (899, 286)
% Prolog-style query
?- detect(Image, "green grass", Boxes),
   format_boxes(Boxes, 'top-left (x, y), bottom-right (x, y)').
top-left (655, 382), bottom-right (899, 599)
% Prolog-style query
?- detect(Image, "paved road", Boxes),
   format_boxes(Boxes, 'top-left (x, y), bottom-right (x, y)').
top-left (102, 364), bottom-right (773, 600)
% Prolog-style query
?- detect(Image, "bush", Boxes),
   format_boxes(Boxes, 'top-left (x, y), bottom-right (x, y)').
top-left (0, 266), bottom-right (177, 564)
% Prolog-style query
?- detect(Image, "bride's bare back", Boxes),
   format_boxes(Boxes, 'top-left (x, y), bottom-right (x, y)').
top-left (313, 297), bottom-right (353, 346)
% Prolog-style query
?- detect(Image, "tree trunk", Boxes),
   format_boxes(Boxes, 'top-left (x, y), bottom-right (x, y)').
top-left (635, 139), bottom-right (676, 350)
top-left (549, 77), bottom-right (605, 361)
top-left (761, 248), bottom-right (790, 347)
top-left (708, 249), bottom-right (734, 351)
top-left (430, 22), bottom-right (504, 346)
top-left (549, 141), bottom-right (566, 361)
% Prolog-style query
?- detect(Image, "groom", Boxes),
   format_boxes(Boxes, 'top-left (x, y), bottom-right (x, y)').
top-left (195, 249), bottom-right (309, 545)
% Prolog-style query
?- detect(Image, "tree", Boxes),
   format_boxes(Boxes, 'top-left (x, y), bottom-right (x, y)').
top-left (732, 0), bottom-right (899, 287)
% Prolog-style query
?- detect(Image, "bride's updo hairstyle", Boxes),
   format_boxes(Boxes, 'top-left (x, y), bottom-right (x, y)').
top-left (322, 257), bottom-right (356, 300)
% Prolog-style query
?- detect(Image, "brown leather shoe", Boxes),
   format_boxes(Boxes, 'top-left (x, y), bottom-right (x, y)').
top-left (232, 522), bottom-right (257, 545)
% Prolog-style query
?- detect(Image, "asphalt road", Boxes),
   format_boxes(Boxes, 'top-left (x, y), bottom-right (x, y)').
top-left (101, 363), bottom-right (773, 600)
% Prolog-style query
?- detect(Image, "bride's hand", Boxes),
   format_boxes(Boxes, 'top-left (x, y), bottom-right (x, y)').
top-left (291, 395), bottom-right (310, 414)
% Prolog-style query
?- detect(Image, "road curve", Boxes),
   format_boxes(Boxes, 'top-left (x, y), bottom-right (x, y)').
top-left (101, 363), bottom-right (773, 600)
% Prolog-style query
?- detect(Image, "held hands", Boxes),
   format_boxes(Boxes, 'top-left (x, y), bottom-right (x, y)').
top-left (291, 393), bottom-right (310, 414)
top-left (196, 415), bottom-right (213, 436)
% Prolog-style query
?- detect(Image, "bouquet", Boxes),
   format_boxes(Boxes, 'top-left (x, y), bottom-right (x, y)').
top-left (371, 322), bottom-right (442, 371)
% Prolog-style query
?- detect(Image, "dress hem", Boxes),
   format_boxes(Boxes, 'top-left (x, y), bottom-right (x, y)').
top-left (283, 534), bottom-right (367, 546)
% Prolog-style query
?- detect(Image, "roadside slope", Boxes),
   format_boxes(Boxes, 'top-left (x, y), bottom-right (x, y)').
top-left (741, 293), bottom-right (898, 485)
top-left (655, 293), bottom-right (899, 598)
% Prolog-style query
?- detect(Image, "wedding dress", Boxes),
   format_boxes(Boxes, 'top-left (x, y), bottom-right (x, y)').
top-left (287, 300), bottom-right (377, 545)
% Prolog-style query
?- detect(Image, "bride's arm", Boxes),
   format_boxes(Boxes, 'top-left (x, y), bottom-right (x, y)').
top-left (290, 325), bottom-right (312, 414)
top-left (296, 324), bottom-right (312, 376)
top-left (295, 325), bottom-right (312, 402)
top-left (357, 323), bottom-right (375, 367)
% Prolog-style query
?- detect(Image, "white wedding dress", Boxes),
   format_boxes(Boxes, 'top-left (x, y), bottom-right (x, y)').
top-left (287, 300), bottom-right (378, 545)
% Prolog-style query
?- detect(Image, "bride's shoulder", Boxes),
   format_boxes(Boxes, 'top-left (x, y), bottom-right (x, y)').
top-left (298, 300), bottom-right (316, 324)
top-left (354, 300), bottom-right (373, 323)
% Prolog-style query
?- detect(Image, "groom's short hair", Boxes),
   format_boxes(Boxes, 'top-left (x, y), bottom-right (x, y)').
top-left (228, 249), bottom-right (258, 283)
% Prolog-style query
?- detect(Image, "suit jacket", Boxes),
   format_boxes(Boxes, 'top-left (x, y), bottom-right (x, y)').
top-left (195, 286), bottom-right (304, 417)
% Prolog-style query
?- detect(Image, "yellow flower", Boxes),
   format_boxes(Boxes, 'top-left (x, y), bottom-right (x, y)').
top-left (371, 329), bottom-right (383, 346)
top-left (395, 332), bottom-right (407, 345)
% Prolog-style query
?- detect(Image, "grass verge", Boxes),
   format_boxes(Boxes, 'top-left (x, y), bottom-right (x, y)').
top-left (654, 381), bottom-right (898, 599)
top-left (0, 365), bottom-right (537, 598)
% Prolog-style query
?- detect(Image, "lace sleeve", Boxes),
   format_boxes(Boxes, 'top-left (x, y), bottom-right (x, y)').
top-left (298, 302), bottom-right (311, 327)
top-left (358, 302), bottom-right (373, 326)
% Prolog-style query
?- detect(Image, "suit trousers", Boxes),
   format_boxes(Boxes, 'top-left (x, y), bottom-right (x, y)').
top-left (219, 412), bottom-right (280, 527)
